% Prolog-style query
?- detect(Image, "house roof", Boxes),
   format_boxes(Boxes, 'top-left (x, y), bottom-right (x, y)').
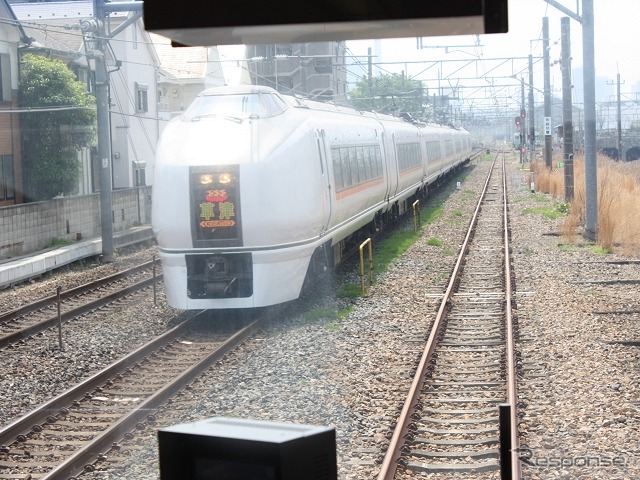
top-left (11, 1), bottom-right (127, 55)
top-left (10, 1), bottom-right (127, 21)
top-left (150, 32), bottom-right (209, 80)
top-left (0, 0), bottom-right (34, 44)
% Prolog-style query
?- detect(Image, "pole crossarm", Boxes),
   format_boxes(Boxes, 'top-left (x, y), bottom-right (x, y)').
top-left (108, 11), bottom-right (143, 39)
top-left (542, 0), bottom-right (582, 23)
top-left (103, 1), bottom-right (143, 13)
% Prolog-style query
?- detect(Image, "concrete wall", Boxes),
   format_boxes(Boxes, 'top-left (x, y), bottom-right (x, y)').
top-left (0, 186), bottom-right (152, 260)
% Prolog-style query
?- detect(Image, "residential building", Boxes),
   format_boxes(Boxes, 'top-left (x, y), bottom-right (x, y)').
top-left (245, 42), bottom-right (348, 104)
top-left (11, 0), bottom-right (160, 194)
top-left (0, 0), bottom-right (29, 206)
top-left (151, 32), bottom-right (225, 123)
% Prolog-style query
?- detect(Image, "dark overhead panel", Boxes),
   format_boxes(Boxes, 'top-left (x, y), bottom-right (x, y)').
top-left (144, 0), bottom-right (508, 46)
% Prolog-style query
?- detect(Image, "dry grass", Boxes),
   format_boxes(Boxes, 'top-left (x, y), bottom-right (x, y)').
top-left (530, 155), bottom-right (564, 197)
top-left (530, 154), bottom-right (640, 254)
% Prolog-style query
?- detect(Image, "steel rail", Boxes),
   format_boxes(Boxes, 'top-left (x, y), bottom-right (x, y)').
top-left (0, 310), bottom-right (265, 480)
top-left (41, 314), bottom-right (265, 480)
top-left (0, 274), bottom-right (162, 349)
top-left (502, 153), bottom-right (521, 479)
top-left (377, 154), bottom-right (499, 480)
top-left (0, 260), bottom-right (157, 323)
top-left (0, 312), bottom-right (195, 445)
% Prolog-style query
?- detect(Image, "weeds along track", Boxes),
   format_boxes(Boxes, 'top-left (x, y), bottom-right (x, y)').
top-left (0, 260), bottom-right (162, 350)
top-left (378, 152), bottom-right (520, 480)
top-left (0, 311), bottom-right (265, 480)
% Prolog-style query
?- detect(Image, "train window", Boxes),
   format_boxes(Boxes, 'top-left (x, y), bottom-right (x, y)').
top-left (340, 148), bottom-right (351, 188)
top-left (398, 144), bottom-right (406, 170)
top-left (375, 146), bottom-right (383, 177)
top-left (367, 147), bottom-right (376, 178)
top-left (331, 144), bottom-right (384, 192)
top-left (183, 92), bottom-right (285, 121)
top-left (397, 143), bottom-right (421, 172)
top-left (271, 94), bottom-right (289, 112)
top-left (332, 150), bottom-right (344, 191)
top-left (364, 150), bottom-right (374, 180)
top-left (429, 141), bottom-right (442, 161)
top-left (445, 140), bottom-right (454, 157)
top-left (348, 147), bottom-right (359, 184)
top-left (356, 147), bottom-right (366, 181)
top-left (260, 94), bottom-right (287, 116)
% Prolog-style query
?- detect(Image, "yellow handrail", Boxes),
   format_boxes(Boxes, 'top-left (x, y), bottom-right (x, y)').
top-left (359, 238), bottom-right (373, 295)
top-left (412, 199), bottom-right (420, 234)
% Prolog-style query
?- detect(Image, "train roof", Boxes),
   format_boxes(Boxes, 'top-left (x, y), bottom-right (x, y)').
top-left (193, 85), bottom-right (468, 132)
top-left (198, 85), bottom-right (278, 96)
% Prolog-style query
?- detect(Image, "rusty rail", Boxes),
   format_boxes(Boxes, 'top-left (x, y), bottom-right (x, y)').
top-left (377, 154), bottom-right (499, 480)
top-left (502, 153), bottom-right (521, 480)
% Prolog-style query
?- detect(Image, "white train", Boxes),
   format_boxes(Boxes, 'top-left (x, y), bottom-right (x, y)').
top-left (152, 85), bottom-right (472, 310)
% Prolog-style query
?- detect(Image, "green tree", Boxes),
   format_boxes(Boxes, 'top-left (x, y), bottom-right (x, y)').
top-left (20, 54), bottom-right (96, 201)
top-left (348, 73), bottom-right (432, 121)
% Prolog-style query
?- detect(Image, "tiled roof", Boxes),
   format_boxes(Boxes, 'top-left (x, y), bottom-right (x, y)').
top-left (11, 1), bottom-right (125, 20)
top-left (150, 32), bottom-right (207, 79)
top-left (0, 0), bottom-right (31, 43)
top-left (21, 18), bottom-right (85, 54)
top-left (12, 1), bottom-right (127, 55)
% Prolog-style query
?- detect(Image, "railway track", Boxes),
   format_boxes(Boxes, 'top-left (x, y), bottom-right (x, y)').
top-left (0, 311), bottom-right (265, 480)
top-left (377, 152), bottom-right (521, 479)
top-left (0, 260), bottom-right (162, 350)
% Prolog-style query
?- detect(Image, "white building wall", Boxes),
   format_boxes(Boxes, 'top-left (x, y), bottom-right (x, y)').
top-left (0, 26), bottom-right (20, 90)
top-left (108, 20), bottom-right (159, 189)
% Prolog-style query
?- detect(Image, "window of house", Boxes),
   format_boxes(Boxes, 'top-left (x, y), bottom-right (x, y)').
top-left (0, 53), bottom-right (11, 102)
top-left (0, 155), bottom-right (14, 201)
top-left (135, 82), bottom-right (148, 113)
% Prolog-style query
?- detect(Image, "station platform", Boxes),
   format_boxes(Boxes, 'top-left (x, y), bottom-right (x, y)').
top-left (0, 226), bottom-right (155, 289)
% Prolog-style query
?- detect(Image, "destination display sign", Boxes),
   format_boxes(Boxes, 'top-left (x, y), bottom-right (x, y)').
top-left (190, 166), bottom-right (242, 247)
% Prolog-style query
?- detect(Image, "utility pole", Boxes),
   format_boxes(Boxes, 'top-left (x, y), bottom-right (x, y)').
top-left (520, 77), bottom-right (525, 164)
top-left (367, 47), bottom-right (372, 90)
top-left (543, 17), bottom-right (553, 168)
top-left (544, 0), bottom-right (597, 240)
top-left (561, 16), bottom-right (574, 201)
top-left (90, 0), bottom-right (143, 261)
top-left (93, 0), bottom-right (113, 261)
top-left (615, 72), bottom-right (623, 160)
top-left (528, 54), bottom-right (535, 163)
top-left (607, 72), bottom-right (624, 160)
top-left (582, 0), bottom-right (597, 240)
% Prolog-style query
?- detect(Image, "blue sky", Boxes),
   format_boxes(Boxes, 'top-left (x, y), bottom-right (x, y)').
top-left (218, 0), bottom-right (640, 105)
top-left (340, 0), bottom-right (640, 118)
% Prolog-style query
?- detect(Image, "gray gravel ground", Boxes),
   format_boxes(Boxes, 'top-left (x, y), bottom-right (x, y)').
top-left (2, 153), bottom-right (638, 479)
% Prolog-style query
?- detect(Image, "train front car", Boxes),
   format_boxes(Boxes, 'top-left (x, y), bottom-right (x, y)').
top-left (153, 86), bottom-right (330, 309)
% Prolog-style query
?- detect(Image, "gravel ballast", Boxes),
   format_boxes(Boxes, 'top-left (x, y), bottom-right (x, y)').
top-left (1, 154), bottom-right (638, 479)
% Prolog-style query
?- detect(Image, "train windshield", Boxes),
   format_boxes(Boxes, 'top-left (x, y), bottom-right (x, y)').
top-left (183, 93), bottom-right (287, 121)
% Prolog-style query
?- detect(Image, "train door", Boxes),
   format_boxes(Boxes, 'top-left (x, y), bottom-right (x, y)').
top-left (386, 132), bottom-right (400, 198)
top-left (381, 130), bottom-right (398, 203)
top-left (315, 129), bottom-right (333, 233)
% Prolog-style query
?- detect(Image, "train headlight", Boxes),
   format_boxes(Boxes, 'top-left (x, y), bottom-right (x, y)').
top-left (218, 173), bottom-right (232, 184)
top-left (199, 174), bottom-right (214, 185)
